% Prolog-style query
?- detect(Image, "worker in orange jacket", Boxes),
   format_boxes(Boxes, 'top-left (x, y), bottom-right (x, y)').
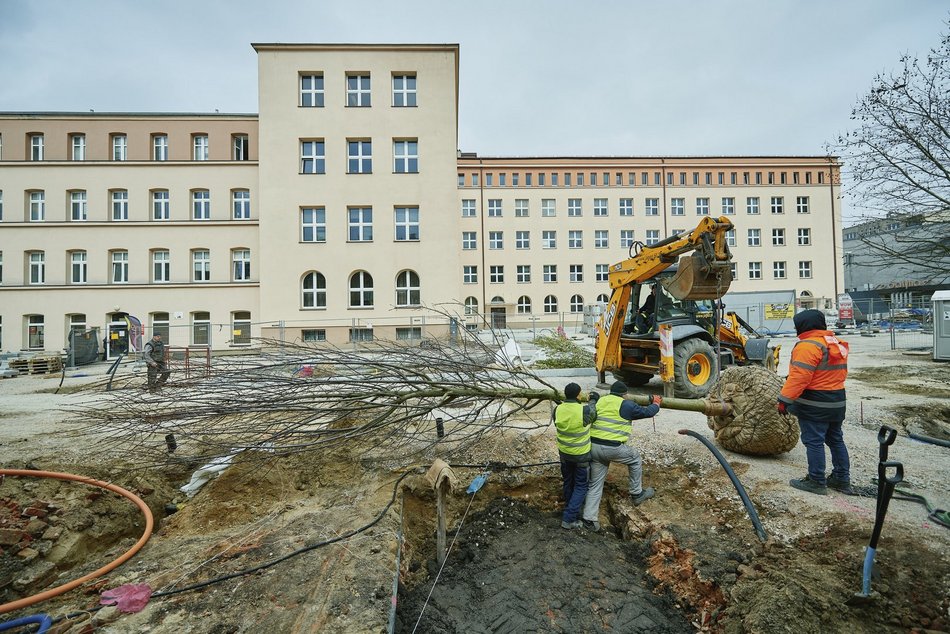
top-left (778, 309), bottom-right (851, 495)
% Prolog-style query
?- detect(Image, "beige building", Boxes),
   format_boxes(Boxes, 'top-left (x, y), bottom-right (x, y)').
top-left (0, 43), bottom-right (843, 355)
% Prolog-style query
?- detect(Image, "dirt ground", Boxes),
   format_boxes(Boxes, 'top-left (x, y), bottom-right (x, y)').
top-left (0, 331), bottom-right (948, 633)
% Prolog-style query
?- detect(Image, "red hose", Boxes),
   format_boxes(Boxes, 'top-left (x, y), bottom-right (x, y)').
top-left (0, 469), bottom-right (154, 614)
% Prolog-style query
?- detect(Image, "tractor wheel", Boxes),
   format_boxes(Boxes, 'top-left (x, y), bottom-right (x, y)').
top-left (611, 370), bottom-right (653, 387)
top-left (673, 338), bottom-right (716, 399)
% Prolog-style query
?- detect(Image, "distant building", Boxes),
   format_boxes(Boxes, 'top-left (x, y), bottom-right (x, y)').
top-left (0, 43), bottom-right (844, 354)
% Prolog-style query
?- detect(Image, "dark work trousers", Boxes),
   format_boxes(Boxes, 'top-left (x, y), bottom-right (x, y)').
top-left (559, 458), bottom-right (589, 523)
top-left (798, 417), bottom-right (850, 485)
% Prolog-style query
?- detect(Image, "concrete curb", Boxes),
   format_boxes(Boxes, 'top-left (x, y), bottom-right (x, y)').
top-left (530, 367), bottom-right (598, 377)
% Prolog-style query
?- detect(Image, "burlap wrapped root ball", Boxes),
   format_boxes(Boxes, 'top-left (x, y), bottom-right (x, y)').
top-left (706, 365), bottom-right (799, 456)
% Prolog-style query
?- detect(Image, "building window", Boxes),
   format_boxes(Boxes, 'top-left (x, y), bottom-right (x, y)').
top-left (348, 207), bottom-right (373, 241)
top-left (112, 134), bottom-right (127, 161)
top-left (348, 271), bottom-right (374, 307)
top-left (796, 196), bottom-right (810, 214)
top-left (462, 231), bottom-right (477, 250)
top-left (192, 312), bottom-right (211, 346)
top-left (542, 230), bottom-right (557, 249)
top-left (71, 134), bottom-right (85, 161)
top-left (541, 199), bottom-right (556, 217)
top-left (301, 140), bottom-right (325, 174)
top-left (671, 198), bottom-right (685, 216)
top-left (232, 249), bottom-right (251, 281)
top-left (346, 73), bottom-right (371, 107)
top-left (488, 199), bottom-right (503, 217)
top-left (513, 230), bottom-right (529, 249)
top-left (27, 315), bottom-right (44, 349)
top-left (233, 135), bottom-right (249, 161)
top-left (395, 206), bottom-right (420, 241)
top-left (514, 199), bottom-right (528, 217)
top-left (111, 190), bottom-right (129, 221)
top-left (591, 230), bottom-right (607, 249)
top-left (393, 139), bottom-right (418, 173)
top-left (517, 296), bottom-right (532, 314)
top-left (620, 229), bottom-right (635, 248)
top-left (799, 261), bottom-right (812, 278)
top-left (69, 251), bottom-right (88, 284)
top-left (153, 190), bottom-right (170, 221)
top-left (349, 327), bottom-right (374, 343)
top-left (516, 265), bottom-right (531, 283)
top-left (151, 313), bottom-right (170, 341)
top-left (488, 230), bottom-right (503, 250)
top-left (746, 197), bottom-right (760, 215)
top-left (489, 265), bottom-right (504, 283)
top-left (29, 191), bottom-right (45, 221)
top-left (70, 191), bottom-right (87, 221)
top-left (747, 228), bottom-right (761, 247)
top-left (569, 265), bottom-right (583, 283)
top-left (232, 190), bottom-right (251, 219)
top-left (395, 327), bottom-right (422, 341)
top-left (27, 251), bottom-right (45, 284)
top-left (472, 173), bottom-right (479, 187)
top-left (461, 199), bottom-right (476, 217)
top-left (595, 264), bottom-right (609, 282)
top-left (726, 229), bottom-right (736, 247)
top-left (570, 294), bottom-right (584, 313)
top-left (192, 190), bottom-right (210, 220)
top-left (392, 74), bottom-right (416, 106)
top-left (392, 270), bottom-right (421, 307)
top-left (550, 173), bottom-right (558, 186)
top-left (232, 311), bottom-right (251, 345)
top-left (729, 262), bottom-right (737, 280)
top-left (300, 73), bottom-right (324, 107)
top-left (302, 329), bottom-right (326, 342)
top-left (30, 133), bottom-right (44, 160)
top-left (748, 262), bottom-right (762, 280)
top-left (568, 230), bottom-right (583, 249)
top-left (696, 197), bottom-right (709, 216)
top-left (772, 228), bottom-right (786, 246)
top-left (193, 135), bottom-right (209, 161)
top-left (302, 271), bottom-right (327, 308)
top-left (544, 295), bottom-right (558, 314)
top-left (543, 264), bottom-right (557, 283)
top-left (458, 173), bottom-right (464, 187)
top-left (299, 207), bottom-right (325, 243)
top-left (111, 250), bottom-right (129, 283)
top-left (770, 196), bottom-right (784, 214)
top-left (773, 261), bottom-right (787, 279)
top-left (593, 198), bottom-right (608, 217)
top-left (0, 190), bottom-right (3, 220)
top-left (193, 250), bottom-right (210, 282)
top-left (152, 134), bottom-right (168, 161)
top-left (797, 228), bottom-right (811, 246)
top-left (347, 140), bottom-right (372, 173)
top-left (512, 173), bottom-right (520, 186)
top-left (721, 197), bottom-right (735, 215)
top-left (619, 198), bottom-right (633, 217)
top-left (645, 198), bottom-right (659, 216)
top-left (463, 265), bottom-right (478, 284)
top-left (568, 198), bottom-right (582, 217)
top-left (153, 250), bottom-right (170, 283)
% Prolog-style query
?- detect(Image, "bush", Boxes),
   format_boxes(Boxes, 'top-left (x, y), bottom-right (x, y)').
top-left (531, 334), bottom-right (595, 369)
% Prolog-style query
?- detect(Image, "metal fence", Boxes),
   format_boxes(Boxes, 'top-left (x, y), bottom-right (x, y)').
top-left (843, 297), bottom-right (933, 351)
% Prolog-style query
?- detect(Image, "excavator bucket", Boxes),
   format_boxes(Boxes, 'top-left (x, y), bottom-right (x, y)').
top-left (664, 252), bottom-right (733, 300)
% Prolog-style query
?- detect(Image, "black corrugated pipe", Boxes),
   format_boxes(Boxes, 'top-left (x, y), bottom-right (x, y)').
top-left (908, 433), bottom-right (950, 449)
top-left (678, 429), bottom-right (768, 542)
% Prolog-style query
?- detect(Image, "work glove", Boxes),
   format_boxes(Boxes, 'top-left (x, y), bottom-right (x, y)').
top-left (588, 391), bottom-right (600, 402)
top-left (776, 401), bottom-right (787, 415)
top-left (650, 395), bottom-right (662, 407)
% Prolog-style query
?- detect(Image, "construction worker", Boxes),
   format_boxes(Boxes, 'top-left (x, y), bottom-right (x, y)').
top-left (582, 381), bottom-right (661, 532)
top-left (143, 333), bottom-right (171, 393)
top-left (553, 382), bottom-right (597, 530)
top-left (634, 285), bottom-right (657, 334)
top-left (778, 309), bottom-right (851, 495)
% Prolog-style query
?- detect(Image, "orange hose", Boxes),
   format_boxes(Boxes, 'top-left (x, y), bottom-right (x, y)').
top-left (0, 469), bottom-right (154, 614)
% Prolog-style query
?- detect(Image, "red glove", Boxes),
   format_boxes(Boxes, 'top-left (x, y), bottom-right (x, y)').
top-left (650, 395), bottom-right (662, 407)
top-left (776, 401), bottom-right (787, 415)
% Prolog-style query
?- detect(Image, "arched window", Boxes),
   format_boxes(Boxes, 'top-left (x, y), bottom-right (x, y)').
top-left (596, 293), bottom-right (610, 304)
top-left (490, 296), bottom-right (505, 304)
top-left (302, 271), bottom-right (327, 308)
top-left (349, 271), bottom-right (374, 307)
top-left (395, 270), bottom-right (420, 307)
top-left (517, 296), bottom-right (532, 314)
top-left (570, 294), bottom-right (584, 313)
top-left (464, 297), bottom-right (478, 315)
top-left (544, 295), bottom-right (558, 314)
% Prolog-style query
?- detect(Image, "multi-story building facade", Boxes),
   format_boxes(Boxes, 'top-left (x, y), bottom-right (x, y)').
top-left (0, 43), bottom-right (844, 355)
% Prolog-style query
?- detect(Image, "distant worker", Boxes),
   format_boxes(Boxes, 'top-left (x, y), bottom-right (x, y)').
top-left (143, 333), bottom-right (171, 393)
top-left (634, 286), bottom-right (657, 334)
top-left (778, 309), bottom-right (851, 495)
top-left (582, 381), bottom-right (661, 531)
top-left (553, 382), bottom-right (598, 530)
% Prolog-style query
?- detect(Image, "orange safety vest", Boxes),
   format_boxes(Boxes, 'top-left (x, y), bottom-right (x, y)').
top-left (779, 329), bottom-right (848, 422)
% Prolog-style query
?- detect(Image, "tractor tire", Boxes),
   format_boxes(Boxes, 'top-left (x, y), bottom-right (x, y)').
top-left (611, 370), bottom-right (653, 387)
top-left (673, 338), bottom-right (716, 399)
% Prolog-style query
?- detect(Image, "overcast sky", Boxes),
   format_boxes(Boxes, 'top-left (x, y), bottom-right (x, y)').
top-left (1, 0), bottom-right (947, 220)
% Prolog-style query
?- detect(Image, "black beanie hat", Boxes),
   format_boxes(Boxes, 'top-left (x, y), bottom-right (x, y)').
top-left (610, 380), bottom-right (628, 395)
top-left (564, 382), bottom-right (581, 399)
top-left (793, 309), bottom-right (826, 335)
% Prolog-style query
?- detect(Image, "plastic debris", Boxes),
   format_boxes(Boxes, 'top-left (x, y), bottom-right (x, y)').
top-left (179, 454), bottom-right (235, 497)
top-left (467, 473), bottom-right (489, 494)
top-left (101, 583), bottom-right (152, 613)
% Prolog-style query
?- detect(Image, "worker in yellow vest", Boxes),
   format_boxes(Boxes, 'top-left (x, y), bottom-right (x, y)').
top-left (582, 380), bottom-right (661, 532)
top-left (553, 382), bottom-right (598, 530)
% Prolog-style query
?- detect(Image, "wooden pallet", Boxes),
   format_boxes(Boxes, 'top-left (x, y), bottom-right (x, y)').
top-left (9, 356), bottom-right (63, 376)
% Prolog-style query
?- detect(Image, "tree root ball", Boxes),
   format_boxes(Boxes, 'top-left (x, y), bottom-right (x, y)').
top-left (706, 365), bottom-right (799, 456)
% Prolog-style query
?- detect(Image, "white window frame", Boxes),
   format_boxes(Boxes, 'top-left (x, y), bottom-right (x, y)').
top-left (721, 197), bottom-right (735, 215)
top-left (462, 231), bottom-right (477, 250)
top-left (192, 190), bottom-right (210, 220)
top-left (543, 264), bottom-right (557, 283)
top-left (394, 206), bottom-right (420, 241)
top-left (541, 199), bottom-right (556, 217)
top-left (111, 190), bottom-right (129, 221)
top-left (645, 230), bottom-right (659, 246)
top-left (772, 228), bottom-right (786, 246)
top-left (392, 74), bottom-right (416, 107)
top-left (300, 73), bottom-right (325, 107)
top-left (619, 198), bottom-right (633, 217)
top-left (570, 294), bottom-right (584, 313)
top-left (620, 229), bottom-right (635, 248)
top-left (70, 191), bottom-right (87, 221)
top-left (301, 207), bottom-right (326, 243)
top-left (111, 251), bottom-right (129, 284)
top-left (347, 207), bottom-right (373, 242)
top-left (232, 249), bottom-right (251, 282)
top-left (153, 134), bottom-right (168, 161)
top-left (696, 197), bottom-right (710, 216)
top-left (568, 230), bottom-right (583, 249)
top-left (302, 271), bottom-right (327, 308)
top-left (193, 135), bottom-right (209, 161)
top-left (112, 134), bottom-right (127, 161)
top-left (773, 261), bottom-right (787, 279)
top-left (671, 198), bottom-right (685, 216)
top-left (395, 270), bottom-right (421, 306)
top-left (29, 252), bottom-right (45, 284)
top-left (347, 140), bottom-right (372, 174)
top-left (463, 265), bottom-right (478, 284)
top-left (488, 231), bottom-right (503, 250)
top-left (516, 265), bottom-right (531, 283)
top-left (595, 264), bottom-right (609, 282)
top-left (747, 228), bottom-right (761, 247)
top-left (515, 230), bottom-right (530, 249)
top-left (153, 250), bottom-right (170, 283)
top-left (645, 198), bottom-right (659, 216)
top-left (29, 191), bottom-right (45, 221)
top-left (593, 198), bottom-right (608, 217)
top-left (746, 197), bottom-right (760, 214)
top-left (489, 265), bottom-right (504, 284)
top-left (770, 196), bottom-right (784, 214)
top-left (301, 140), bottom-right (326, 174)
top-left (232, 190), bottom-right (251, 220)
top-left (30, 134), bottom-right (44, 160)
top-left (393, 139), bottom-right (418, 173)
top-left (748, 261), bottom-right (762, 280)
top-left (517, 296), bottom-right (531, 314)
top-left (461, 199), bottom-right (476, 217)
top-left (193, 250), bottom-right (211, 282)
top-left (567, 198), bottom-right (582, 217)
top-left (71, 134), bottom-right (85, 161)
top-left (70, 251), bottom-right (87, 284)
top-left (542, 230), bottom-right (557, 249)
top-left (569, 265), bottom-right (583, 283)
top-left (153, 190), bottom-right (170, 221)
top-left (799, 261), bottom-right (812, 278)
top-left (543, 295), bottom-right (558, 314)
top-left (514, 199), bottom-right (529, 217)
top-left (796, 196), bottom-right (810, 214)
top-left (797, 228), bottom-right (811, 246)
top-left (594, 230), bottom-right (609, 248)
top-left (487, 199), bottom-right (502, 217)
top-left (346, 74), bottom-right (371, 107)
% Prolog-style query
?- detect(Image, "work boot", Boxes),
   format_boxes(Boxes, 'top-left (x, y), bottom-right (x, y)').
top-left (790, 475), bottom-right (828, 495)
top-left (582, 519), bottom-right (600, 533)
top-left (560, 520), bottom-right (583, 530)
top-left (632, 487), bottom-right (655, 506)
top-left (827, 476), bottom-right (854, 494)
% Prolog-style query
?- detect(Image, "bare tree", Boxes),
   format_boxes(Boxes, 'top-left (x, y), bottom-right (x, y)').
top-left (830, 24), bottom-right (950, 280)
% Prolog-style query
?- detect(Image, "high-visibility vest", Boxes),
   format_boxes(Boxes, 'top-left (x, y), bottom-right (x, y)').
top-left (554, 402), bottom-right (591, 456)
top-left (590, 394), bottom-right (631, 443)
top-left (779, 331), bottom-right (848, 422)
